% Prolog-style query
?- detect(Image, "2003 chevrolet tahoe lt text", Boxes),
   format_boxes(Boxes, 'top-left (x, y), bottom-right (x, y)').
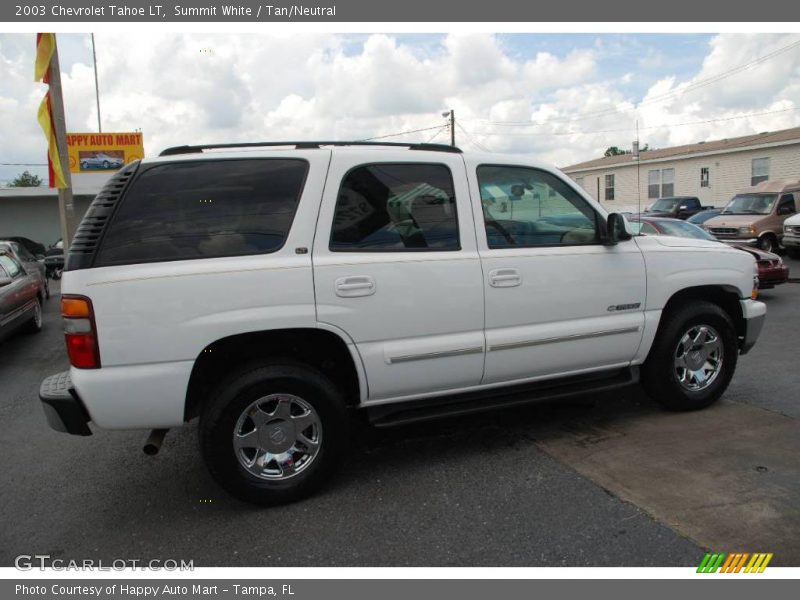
top-left (38, 141), bottom-right (766, 505)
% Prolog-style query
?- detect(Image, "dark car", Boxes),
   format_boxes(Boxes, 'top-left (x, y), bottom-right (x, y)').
top-left (0, 240), bottom-right (49, 299)
top-left (0, 248), bottom-right (45, 342)
top-left (0, 236), bottom-right (46, 257)
top-left (687, 208), bottom-right (723, 225)
top-left (641, 196), bottom-right (711, 219)
top-left (630, 216), bottom-right (789, 288)
top-left (44, 238), bottom-right (65, 280)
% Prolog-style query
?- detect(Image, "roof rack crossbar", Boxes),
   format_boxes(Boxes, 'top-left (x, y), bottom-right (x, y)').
top-left (159, 141), bottom-right (462, 156)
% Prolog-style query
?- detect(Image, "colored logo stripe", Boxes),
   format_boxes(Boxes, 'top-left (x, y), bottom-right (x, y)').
top-left (697, 552), bottom-right (773, 573)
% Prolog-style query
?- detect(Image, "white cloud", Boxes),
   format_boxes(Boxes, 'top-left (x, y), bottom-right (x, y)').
top-left (1, 31), bottom-right (799, 183)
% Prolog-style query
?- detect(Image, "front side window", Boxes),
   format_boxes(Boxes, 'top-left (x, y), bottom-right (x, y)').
top-left (330, 163), bottom-right (459, 251)
top-left (604, 174), bottom-right (615, 201)
top-left (752, 158), bottom-right (770, 186)
top-left (778, 193), bottom-right (797, 215)
top-left (477, 165), bottom-right (599, 248)
top-left (96, 159), bottom-right (308, 266)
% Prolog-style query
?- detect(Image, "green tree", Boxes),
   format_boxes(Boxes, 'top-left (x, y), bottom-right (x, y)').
top-left (604, 146), bottom-right (626, 157)
top-left (9, 170), bottom-right (43, 187)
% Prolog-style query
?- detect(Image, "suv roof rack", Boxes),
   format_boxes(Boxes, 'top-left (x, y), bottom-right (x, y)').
top-left (159, 141), bottom-right (463, 157)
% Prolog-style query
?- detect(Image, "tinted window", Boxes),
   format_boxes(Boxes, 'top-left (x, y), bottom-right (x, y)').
top-left (96, 159), bottom-right (308, 266)
top-left (477, 165), bottom-right (599, 248)
top-left (330, 163), bottom-right (459, 251)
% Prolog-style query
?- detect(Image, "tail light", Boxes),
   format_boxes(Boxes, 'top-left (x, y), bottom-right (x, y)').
top-left (61, 295), bottom-right (101, 369)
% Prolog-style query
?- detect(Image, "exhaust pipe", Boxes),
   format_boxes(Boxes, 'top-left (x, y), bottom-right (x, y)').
top-left (143, 428), bottom-right (169, 455)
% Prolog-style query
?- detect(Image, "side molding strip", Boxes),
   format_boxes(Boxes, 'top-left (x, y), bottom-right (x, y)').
top-left (488, 326), bottom-right (641, 352)
top-left (388, 346), bottom-right (484, 364)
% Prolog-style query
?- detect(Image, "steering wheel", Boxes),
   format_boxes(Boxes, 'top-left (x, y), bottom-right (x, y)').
top-left (485, 219), bottom-right (516, 245)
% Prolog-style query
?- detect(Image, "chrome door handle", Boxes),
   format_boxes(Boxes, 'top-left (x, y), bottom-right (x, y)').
top-left (335, 275), bottom-right (376, 297)
top-left (489, 268), bottom-right (521, 288)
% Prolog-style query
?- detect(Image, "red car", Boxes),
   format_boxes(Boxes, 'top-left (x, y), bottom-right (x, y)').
top-left (630, 216), bottom-right (789, 289)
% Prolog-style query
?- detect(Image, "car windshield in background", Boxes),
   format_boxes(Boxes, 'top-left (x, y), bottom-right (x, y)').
top-left (656, 220), bottom-right (717, 241)
top-left (648, 198), bottom-right (680, 211)
top-left (722, 194), bottom-right (777, 215)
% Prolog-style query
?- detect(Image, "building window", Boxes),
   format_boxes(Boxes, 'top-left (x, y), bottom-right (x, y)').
top-left (648, 168), bottom-right (675, 198)
top-left (700, 167), bottom-right (710, 188)
top-left (604, 174), bottom-right (615, 200)
top-left (648, 170), bottom-right (660, 199)
top-left (752, 158), bottom-right (770, 186)
top-left (662, 168), bottom-right (675, 197)
top-left (575, 176), bottom-right (584, 189)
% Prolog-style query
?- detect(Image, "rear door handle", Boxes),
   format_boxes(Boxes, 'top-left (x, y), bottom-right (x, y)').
top-left (335, 275), bottom-right (376, 297)
top-left (489, 268), bottom-right (521, 288)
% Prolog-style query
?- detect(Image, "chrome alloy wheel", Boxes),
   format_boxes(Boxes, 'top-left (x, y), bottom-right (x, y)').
top-left (673, 325), bottom-right (723, 392)
top-left (233, 394), bottom-right (322, 480)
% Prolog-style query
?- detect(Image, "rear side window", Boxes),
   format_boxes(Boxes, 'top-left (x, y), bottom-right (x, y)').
top-left (330, 163), bottom-right (460, 251)
top-left (96, 159), bottom-right (308, 266)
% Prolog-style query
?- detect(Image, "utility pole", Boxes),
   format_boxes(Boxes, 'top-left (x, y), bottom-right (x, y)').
top-left (48, 40), bottom-right (77, 251)
top-left (449, 109), bottom-right (455, 147)
top-left (634, 119), bottom-right (641, 216)
top-left (91, 33), bottom-right (102, 132)
top-left (442, 110), bottom-right (455, 146)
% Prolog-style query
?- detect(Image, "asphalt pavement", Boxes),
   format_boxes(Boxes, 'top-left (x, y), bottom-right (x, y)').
top-left (1, 261), bottom-right (799, 567)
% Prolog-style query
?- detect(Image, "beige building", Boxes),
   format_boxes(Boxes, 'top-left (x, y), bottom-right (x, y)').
top-left (562, 126), bottom-right (800, 213)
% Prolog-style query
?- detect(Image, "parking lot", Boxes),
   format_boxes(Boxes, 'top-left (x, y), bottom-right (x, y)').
top-left (1, 261), bottom-right (799, 568)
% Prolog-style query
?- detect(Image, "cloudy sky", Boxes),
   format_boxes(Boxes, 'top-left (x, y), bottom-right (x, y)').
top-left (1, 32), bottom-right (800, 184)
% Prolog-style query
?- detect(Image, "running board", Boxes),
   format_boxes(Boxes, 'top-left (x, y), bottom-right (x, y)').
top-left (366, 366), bottom-right (639, 428)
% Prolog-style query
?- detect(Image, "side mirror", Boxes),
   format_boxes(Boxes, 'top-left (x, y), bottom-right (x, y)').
top-left (0, 276), bottom-right (12, 287)
top-left (778, 204), bottom-right (794, 216)
top-left (604, 213), bottom-right (632, 245)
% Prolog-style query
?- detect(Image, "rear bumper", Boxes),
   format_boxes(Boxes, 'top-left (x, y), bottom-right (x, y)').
top-left (39, 371), bottom-right (92, 436)
top-left (739, 299), bottom-right (767, 355)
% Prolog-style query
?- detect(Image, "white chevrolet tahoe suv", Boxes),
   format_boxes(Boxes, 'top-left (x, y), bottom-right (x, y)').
top-left (39, 141), bottom-right (766, 505)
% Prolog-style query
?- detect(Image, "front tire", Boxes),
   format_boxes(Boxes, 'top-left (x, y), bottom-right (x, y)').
top-left (642, 301), bottom-right (738, 411)
top-left (199, 362), bottom-right (348, 505)
top-left (757, 234), bottom-right (777, 253)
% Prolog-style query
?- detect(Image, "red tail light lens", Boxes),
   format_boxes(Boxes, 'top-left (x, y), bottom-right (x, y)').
top-left (61, 295), bottom-right (101, 369)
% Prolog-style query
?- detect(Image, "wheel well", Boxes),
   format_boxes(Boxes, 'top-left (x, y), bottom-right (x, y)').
top-left (660, 285), bottom-right (745, 341)
top-left (184, 328), bottom-right (361, 421)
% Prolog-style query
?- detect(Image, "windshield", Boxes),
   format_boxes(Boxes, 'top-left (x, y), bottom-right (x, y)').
top-left (647, 198), bottom-right (680, 211)
top-left (722, 194), bottom-right (777, 215)
top-left (656, 220), bottom-right (717, 241)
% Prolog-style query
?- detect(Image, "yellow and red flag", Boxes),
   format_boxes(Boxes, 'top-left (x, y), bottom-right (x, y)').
top-left (34, 33), bottom-right (67, 189)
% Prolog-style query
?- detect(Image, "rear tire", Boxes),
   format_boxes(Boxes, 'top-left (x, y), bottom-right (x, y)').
top-left (25, 298), bottom-right (43, 334)
top-left (199, 362), bottom-right (349, 505)
top-left (642, 301), bottom-right (737, 411)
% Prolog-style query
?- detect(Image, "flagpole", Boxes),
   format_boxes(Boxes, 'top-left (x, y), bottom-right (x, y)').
top-left (47, 38), bottom-right (77, 253)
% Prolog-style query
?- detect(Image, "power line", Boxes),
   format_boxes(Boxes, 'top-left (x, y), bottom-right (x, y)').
top-left (455, 121), bottom-right (492, 152)
top-left (462, 36), bottom-right (800, 127)
top-left (424, 127), bottom-right (447, 143)
top-left (465, 105), bottom-right (800, 138)
top-left (360, 125), bottom-right (444, 141)
top-left (0, 163), bottom-right (48, 166)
